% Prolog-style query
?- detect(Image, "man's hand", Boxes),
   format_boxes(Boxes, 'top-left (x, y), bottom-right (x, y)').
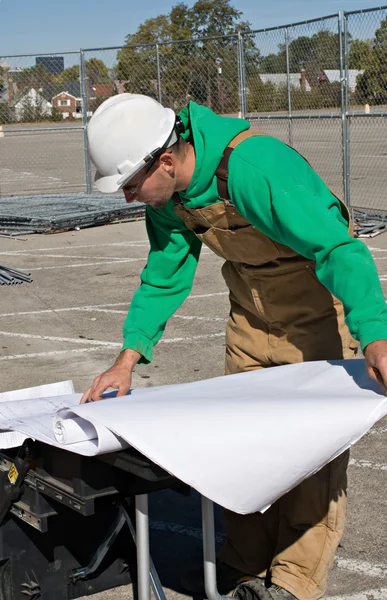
top-left (80, 349), bottom-right (142, 403)
top-left (364, 339), bottom-right (387, 390)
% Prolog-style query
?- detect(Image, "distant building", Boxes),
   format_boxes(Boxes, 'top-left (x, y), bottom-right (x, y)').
top-left (323, 70), bottom-right (364, 94)
top-left (51, 90), bottom-right (81, 119)
top-left (14, 88), bottom-right (52, 121)
top-left (259, 73), bottom-right (311, 92)
top-left (36, 56), bottom-right (64, 75)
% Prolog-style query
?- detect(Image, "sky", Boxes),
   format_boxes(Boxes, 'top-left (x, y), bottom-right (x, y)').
top-left (0, 0), bottom-right (385, 58)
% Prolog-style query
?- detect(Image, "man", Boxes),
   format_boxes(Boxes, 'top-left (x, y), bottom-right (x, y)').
top-left (84, 93), bottom-right (387, 600)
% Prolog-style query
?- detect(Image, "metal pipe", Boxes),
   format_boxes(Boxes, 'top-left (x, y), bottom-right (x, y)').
top-left (80, 50), bottom-right (92, 194)
top-left (339, 11), bottom-right (348, 207)
top-left (344, 13), bottom-right (352, 216)
top-left (124, 503), bottom-right (167, 600)
top-left (285, 28), bottom-right (293, 146)
top-left (344, 4), bottom-right (387, 16)
top-left (249, 12), bottom-right (340, 34)
top-left (0, 50), bottom-right (82, 58)
top-left (2, 127), bottom-right (84, 133)
top-left (135, 495), bottom-right (151, 600)
top-left (201, 496), bottom-right (229, 600)
top-left (237, 32), bottom-right (247, 118)
top-left (156, 44), bottom-right (162, 104)
top-left (248, 114), bottom-right (341, 120)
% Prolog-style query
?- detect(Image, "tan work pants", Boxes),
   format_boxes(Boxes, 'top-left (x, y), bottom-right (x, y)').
top-left (218, 261), bottom-right (358, 600)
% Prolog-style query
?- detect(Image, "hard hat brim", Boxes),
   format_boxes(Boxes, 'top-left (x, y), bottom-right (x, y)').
top-left (94, 160), bottom-right (146, 193)
top-left (94, 171), bottom-right (123, 194)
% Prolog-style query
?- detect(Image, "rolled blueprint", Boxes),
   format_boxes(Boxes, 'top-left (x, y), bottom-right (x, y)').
top-left (54, 417), bottom-right (97, 445)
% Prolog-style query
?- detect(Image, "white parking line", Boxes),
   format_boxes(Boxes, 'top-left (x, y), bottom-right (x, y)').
top-left (326, 588), bottom-right (387, 600)
top-left (335, 557), bottom-right (387, 579)
top-left (0, 331), bottom-right (225, 360)
top-left (33, 258), bottom-right (147, 270)
top-left (0, 293), bottom-right (228, 318)
top-left (0, 253), bottom-right (145, 261)
top-left (0, 331), bottom-right (121, 347)
top-left (0, 241), bottom-right (150, 255)
top-left (369, 426), bottom-right (387, 435)
top-left (0, 347), bottom-right (107, 361)
top-left (349, 458), bottom-right (387, 471)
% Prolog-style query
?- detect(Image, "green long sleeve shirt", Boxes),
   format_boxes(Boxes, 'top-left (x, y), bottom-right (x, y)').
top-left (122, 102), bottom-right (387, 363)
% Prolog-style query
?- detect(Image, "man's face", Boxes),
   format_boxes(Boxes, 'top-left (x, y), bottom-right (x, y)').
top-left (122, 156), bottom-right (175, 209)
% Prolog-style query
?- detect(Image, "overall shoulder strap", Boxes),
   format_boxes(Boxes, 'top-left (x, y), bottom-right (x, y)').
top-left (215, 129), bottom-right (353, 235)
top-left (215, 130), bottom-right (267, 201)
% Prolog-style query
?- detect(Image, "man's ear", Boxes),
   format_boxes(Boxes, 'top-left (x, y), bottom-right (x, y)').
top-left (159, 149), bottom-right (174, 174)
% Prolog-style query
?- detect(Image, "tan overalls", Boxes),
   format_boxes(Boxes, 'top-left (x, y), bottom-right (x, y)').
top-left (173, 131), bottom-right (358, 600)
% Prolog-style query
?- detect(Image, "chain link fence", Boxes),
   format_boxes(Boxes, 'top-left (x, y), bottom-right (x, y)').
top-left (1, 7), bottom-right (387, 229)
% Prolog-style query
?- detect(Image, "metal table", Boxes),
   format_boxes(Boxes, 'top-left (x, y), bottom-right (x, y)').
top-left (0, 439), bottom-right (227, 600)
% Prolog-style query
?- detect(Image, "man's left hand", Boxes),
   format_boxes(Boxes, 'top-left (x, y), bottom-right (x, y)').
top-left (364, 339), bottom-right (387, 390)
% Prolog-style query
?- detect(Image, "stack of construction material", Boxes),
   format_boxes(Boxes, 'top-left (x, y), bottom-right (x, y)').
top-left (0, 265), bottom-right (32, 285)
top-left (0, 194), bottom-right (145, 235)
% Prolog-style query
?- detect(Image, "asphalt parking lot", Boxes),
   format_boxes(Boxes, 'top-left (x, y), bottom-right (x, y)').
top-left (0, 220), bottom-right (386, 600)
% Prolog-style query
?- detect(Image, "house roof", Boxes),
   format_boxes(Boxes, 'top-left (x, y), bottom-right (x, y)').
top-left (324, 69), bottom-right (364, 91)
top-left (93, 83), bottom-right (114, 97)
top-left (259, 73), bottom-right (311, 91)
top-left (52, 90), bottom-right (78, 100)
top-left (14, 87), bottom-right (52, 108)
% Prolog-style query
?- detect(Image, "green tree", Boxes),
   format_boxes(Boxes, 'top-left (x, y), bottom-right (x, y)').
top-left (355, 18), bottom-right (387, 104)
top-left (55, 65), bottom-right (80, 86)
top-left (348, 39), bottom-right (372, 69)
top-left (116, 0), bottom-right (259, 112)
top-left (260, 52), bottom-right (286, 74)
top-left (85, 58), bottom-right (111, 83)
top-left (0, 65), bottom-right (5, 94)
top-left (17, 64), bottom-right (54, 92)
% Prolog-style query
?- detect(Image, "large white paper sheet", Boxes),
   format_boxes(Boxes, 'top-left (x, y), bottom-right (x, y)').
top-left (0, 360), bottom-right (386, 514)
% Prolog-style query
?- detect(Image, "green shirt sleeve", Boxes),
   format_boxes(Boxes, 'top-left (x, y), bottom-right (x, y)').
top-left (228, 137), bottom-right (387, 350)
top-left (122, 200), bottom-right (202, 363)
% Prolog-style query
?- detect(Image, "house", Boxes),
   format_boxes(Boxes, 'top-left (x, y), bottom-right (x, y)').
top-left (14, 88), bottom-right (52, 121)
top-left (323, 69), bottom-right (364, 93)
top-left (259, 72), bottom-right (311, 92)
top-left (50, 80), bottom-right (96, 119)
top-left (51, 91), bottom-right (80, 118)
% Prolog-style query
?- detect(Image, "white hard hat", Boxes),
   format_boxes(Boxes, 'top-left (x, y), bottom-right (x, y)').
top-left (87, 93), bottom-right (177, 193)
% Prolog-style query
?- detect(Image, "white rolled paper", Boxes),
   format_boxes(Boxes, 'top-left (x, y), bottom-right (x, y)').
top-left (54, 416), bottom-right (97, 445)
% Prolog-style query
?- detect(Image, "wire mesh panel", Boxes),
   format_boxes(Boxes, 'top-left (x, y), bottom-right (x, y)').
top-left (0, 127), bottom-right (85, 197)
top-left (291, 117), bottom-right (344, 199)
top-left (83, 45), bottom-right (160, 115)
top-left (346, 8), bottom-right (387, 113)
top-left (0, 52), bottom-right (85, 197)
top-left (287, 16), bottom-right (341, 116)
top-left (157, 36), bottom-right (240, 114)
top-left (248, 118), bottom-right (290, 143)
top-left (347, 115), bottom-right (387, 213)
top-left (0, 52), bottom-right (82, 125)
top-left (244, 28), bottom-right (288, 116)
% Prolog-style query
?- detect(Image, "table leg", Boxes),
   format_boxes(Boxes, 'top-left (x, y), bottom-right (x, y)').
top-left (130, 495), bottom-right (167, 600)
top-left (201, 496), bottom-right (229, 600)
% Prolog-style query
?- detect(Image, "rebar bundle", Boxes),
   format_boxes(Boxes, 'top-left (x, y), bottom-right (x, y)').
top-left (0, 265), bottom-right (33, 285)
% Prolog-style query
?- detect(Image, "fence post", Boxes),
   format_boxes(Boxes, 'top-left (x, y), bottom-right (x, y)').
top-left (237, 32), bottom-right (247, 118)
top-left (339, 12), bottom-right (351, 212)
top-left (156, 44), bottom-right (162, 104)
top-left (285, 27), bottom-right (293, 146)
top-left (80, 49), bottom-right (92, 194)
